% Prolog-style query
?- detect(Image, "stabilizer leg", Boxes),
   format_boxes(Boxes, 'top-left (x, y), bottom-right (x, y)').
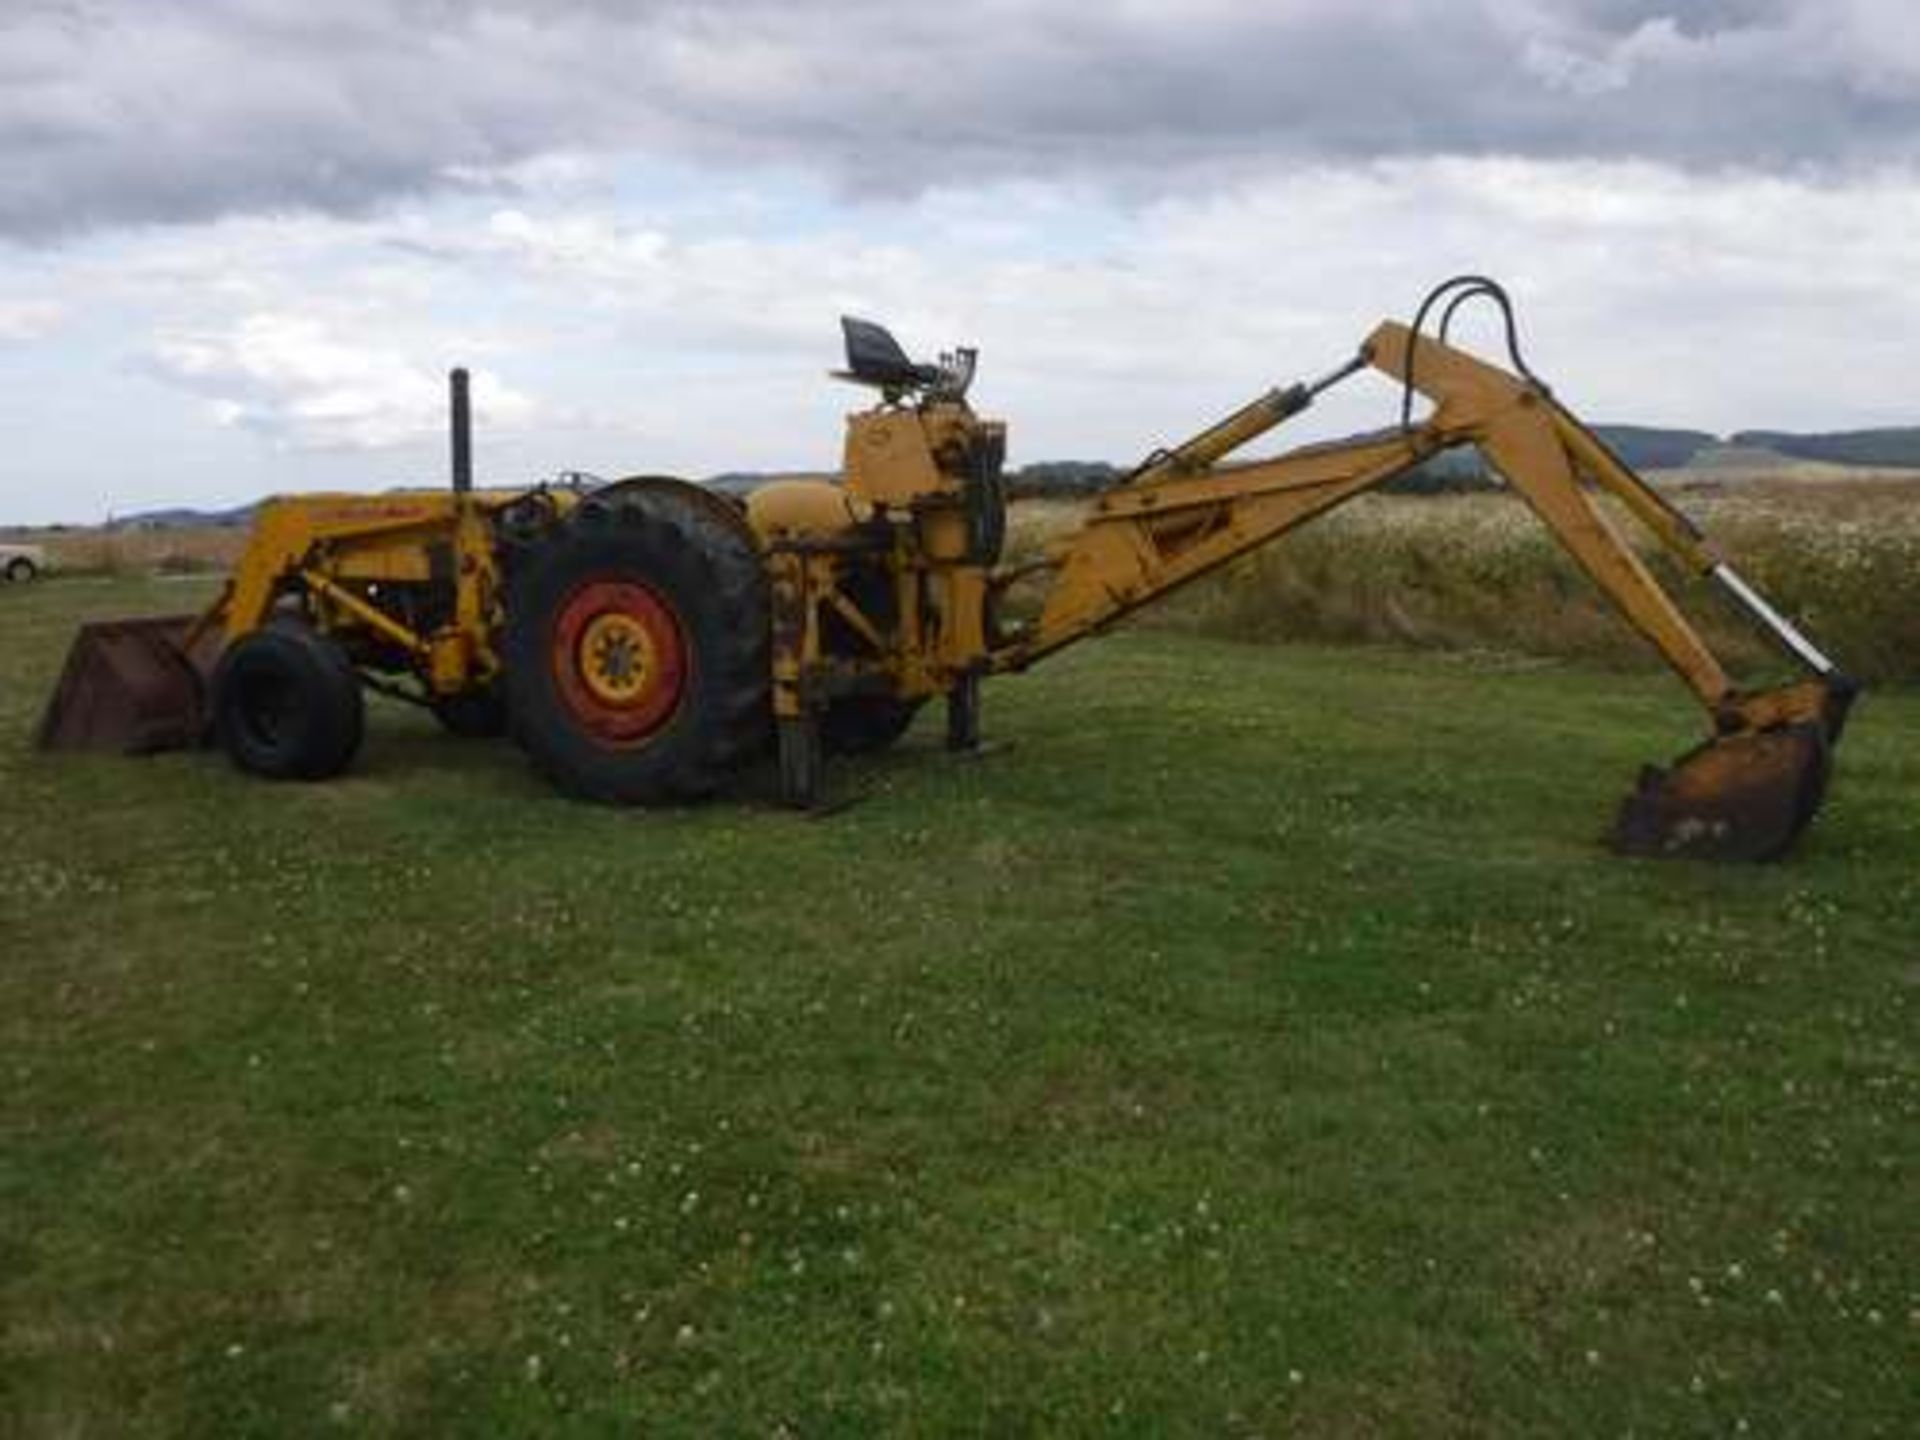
top-left (946, 672), bottom-right (981, 753)
top-left (777, 715), bottom-right (824, 809)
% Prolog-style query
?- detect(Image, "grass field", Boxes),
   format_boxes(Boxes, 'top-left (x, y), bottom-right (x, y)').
top-left (2, 575), bottom-right (1915, 1436)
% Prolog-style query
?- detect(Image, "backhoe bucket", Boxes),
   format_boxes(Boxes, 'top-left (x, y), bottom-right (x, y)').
top-left (1609, 720), bottom-right (1838, 862)
top-left (36, 616), bottom-right (219, 754)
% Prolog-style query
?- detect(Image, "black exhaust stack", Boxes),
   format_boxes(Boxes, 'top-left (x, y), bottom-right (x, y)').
top-left (449, 367), bottom-right (472, 495)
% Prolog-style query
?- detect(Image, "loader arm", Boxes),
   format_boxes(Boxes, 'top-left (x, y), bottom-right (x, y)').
top-left (991, 317), bottom-right (1855, 860)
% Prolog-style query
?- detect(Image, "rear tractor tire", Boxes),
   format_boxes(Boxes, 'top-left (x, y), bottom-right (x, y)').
top-left (504, 483), bottom-right (770, 803)
top-left (211, 623), bottom-right (365, 780)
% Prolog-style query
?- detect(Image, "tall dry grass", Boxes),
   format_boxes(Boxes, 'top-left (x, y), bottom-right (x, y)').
top-left (1006, 479), bottom-right (1920, 685)
top-left (33, 526), bottom-right (250, 576)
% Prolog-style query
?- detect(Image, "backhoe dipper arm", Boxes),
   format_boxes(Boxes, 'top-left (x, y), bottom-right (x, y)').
top-left (992, 319), bottom-right (1855, 860)
top-left (1373, 322), bottom-right (1737, 711)
top-left (1370, 322), bottom-right (1846, 725)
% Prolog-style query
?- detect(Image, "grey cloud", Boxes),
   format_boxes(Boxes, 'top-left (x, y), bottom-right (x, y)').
top-left (4, 0), bottom-right (1918, 240)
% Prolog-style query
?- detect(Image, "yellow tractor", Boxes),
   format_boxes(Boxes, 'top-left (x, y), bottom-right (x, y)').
top-left (40, 277), bottom-right (1855, 860)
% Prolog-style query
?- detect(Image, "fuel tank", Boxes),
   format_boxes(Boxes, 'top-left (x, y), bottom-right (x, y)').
top-left (744, 478), bottom-right (871, 544)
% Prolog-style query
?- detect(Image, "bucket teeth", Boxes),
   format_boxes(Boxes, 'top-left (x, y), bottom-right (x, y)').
top-left (36, 616), bottom-right (217, 755)
top-left (1609, 723), bottom-right (1833, 862)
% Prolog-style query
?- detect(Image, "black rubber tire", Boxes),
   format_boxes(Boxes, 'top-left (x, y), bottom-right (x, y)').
top-left (431, 686), bottom-right (508, 738)
top-left (5, 557), bottom-right (35, 583)
top-left (212, 624), bottom-right (365, 780)
top-left (504, 485), bottom-right (770, 804)
top-left (820, 695), bottom-right (925, 756)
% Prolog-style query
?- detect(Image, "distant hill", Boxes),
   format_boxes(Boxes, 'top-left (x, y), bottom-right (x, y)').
top-left (1682, 444), bottom-right (1805, 473)
top-left (1007, 461), bottom-right (1120, 498)
top-left (1588, 425), bottom-right (1720, 470)
top-left (1731, 427), bottom-right (1920, 469)
top-left (1568, 425), bottom-right (1920, 473)
top-left (113, 502), bottom-right (257, 530)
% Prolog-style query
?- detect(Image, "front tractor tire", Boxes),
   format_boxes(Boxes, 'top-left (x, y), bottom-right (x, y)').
top-left (504, 484), bottom-right (770, 804)
top-left (211, 623), bottom-right (365, 780)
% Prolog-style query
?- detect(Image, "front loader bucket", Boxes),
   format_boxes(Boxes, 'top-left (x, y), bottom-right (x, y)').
top-left (36, 616), bottom-right (219, 754)
top-left (1609, 722), bottom-right (1836, 862)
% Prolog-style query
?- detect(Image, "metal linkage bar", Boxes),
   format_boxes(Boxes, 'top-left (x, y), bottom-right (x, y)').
top-left (1711, 564), bottom-right (1839, 676)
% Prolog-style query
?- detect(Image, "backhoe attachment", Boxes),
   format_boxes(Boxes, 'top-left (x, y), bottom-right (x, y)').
top-left (993, 277), bottom-right (1856, 861)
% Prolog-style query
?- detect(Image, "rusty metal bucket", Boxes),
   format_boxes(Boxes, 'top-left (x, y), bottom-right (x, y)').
top-left (36, 615), bottom-right (220, 754)
top-left (1609, 675), bottom-right (1856, 862)
top-left (1609, 725), bottom-right (1831, 862)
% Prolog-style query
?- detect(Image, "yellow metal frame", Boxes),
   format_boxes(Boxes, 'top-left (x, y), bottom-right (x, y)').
top-left (189, 488), bottom-right (538, 699)
top-left (764, 396), bottom-right (1002, 722)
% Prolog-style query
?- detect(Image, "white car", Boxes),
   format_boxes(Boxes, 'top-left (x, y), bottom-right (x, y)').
top-left (1, 542), bottom-right (47, 582)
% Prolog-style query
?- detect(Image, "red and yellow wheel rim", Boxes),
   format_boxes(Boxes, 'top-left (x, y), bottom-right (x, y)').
top-left (550, 579), bottom-right (687, 745)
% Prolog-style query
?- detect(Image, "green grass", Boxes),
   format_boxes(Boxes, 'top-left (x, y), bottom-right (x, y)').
top-left (3, 576), bottom-right (1915, 1436)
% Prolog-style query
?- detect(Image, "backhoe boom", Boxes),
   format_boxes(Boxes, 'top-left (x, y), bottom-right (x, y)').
top-left (992, 314), bottom-right (1854, 859)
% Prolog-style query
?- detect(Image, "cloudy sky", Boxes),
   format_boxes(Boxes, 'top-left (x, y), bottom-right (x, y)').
top-left (3, 0), bottom-right (1918, 524)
